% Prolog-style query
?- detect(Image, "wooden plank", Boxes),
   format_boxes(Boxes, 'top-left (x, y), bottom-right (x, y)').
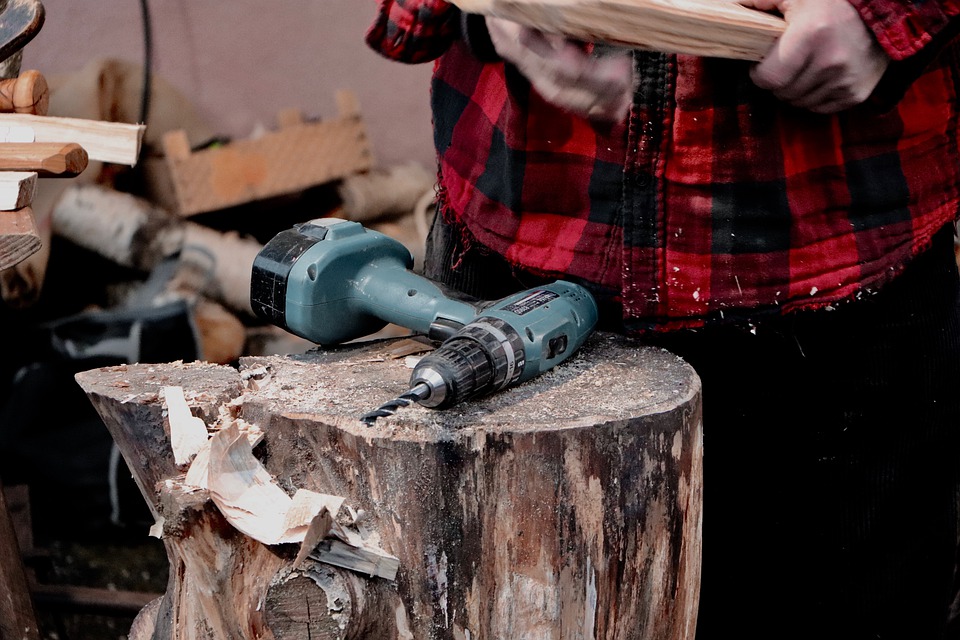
top-left (450, 0), bottom-right (787, 61)
top-left (30, 584), bottom-right (163, 616)
top-left (309, 539), bottom-right (400, 581)
top-left (0, 479), bottom-right (40, 640)
top-left (162, 92), bottom-right (373, 217)
top-left (0, 113), bottom-right (144, 165)
top-left (0, 141), bottom-right (87, 177)
top-left (0, 171), bottom-right (35, 210)
top-left (2, 486), bottom-right (33, 556)
top-left (0, 206), bottom-right (40, 271)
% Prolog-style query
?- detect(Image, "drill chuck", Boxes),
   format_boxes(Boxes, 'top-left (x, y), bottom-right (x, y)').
top-left (410, 316), bottom-right (526, 408)
top-left (366, 283), bottom-right (598, 420)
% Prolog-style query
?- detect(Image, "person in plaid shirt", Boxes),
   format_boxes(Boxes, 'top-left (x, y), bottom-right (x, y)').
top-left (368, 0), bottom-right (960, 636)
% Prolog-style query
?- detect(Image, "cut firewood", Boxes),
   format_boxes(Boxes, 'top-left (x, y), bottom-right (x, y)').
top-left (0, 109), bottom-right (144, 287)
top-left (337, 161), bottom-right (435, 222)
top-left (51, 184), bottom-right (262, 315)
top-left (162, 386), bottom-right (209, 466)
top-left (0, 171), bottom-right (35, 210)
top-left (0, 113), bottom-right (144, 165)
top-left (0, 141), bottom-right (87, 177)
top-left (0, 124), bottom-right (32, 142)
top-left (0, 205), bottom-right (39, 271)
top-left (0, 69), bottom-right (48, 115)
top-left (191, 297), bottom-right (247, 364)
top-left (451, 0), bottom-right (786, 60)
top-left (0, 478), bottom-right (40, 640)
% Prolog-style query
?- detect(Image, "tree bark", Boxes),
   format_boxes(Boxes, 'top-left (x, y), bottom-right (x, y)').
top-left (0, 478), bottom-right (40, 640)
top-left (76, 334), bottom-right (703, 640)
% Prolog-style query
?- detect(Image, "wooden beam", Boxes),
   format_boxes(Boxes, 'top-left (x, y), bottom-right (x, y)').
top-left (0, 479), bottom-right (40, 640)
top-left (30, 584), bottom-right (163, 616)
top-left (450, 0), bottom-right (787, 61)
top-left (0, 113), bottom-right (144, 165)
top-left (0, 206), bottom-right (40, 271)
top-left (0, 142), bottom-right (87, 177)
top-left (0, 171), bottom-right (35, 210)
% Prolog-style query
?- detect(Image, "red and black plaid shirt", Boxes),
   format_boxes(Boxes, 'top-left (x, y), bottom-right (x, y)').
top-left (368, 0), bottom-right (960, 331)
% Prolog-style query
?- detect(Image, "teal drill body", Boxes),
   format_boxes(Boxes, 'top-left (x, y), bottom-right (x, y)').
top-left (251, 218), bottom-right (598, 417)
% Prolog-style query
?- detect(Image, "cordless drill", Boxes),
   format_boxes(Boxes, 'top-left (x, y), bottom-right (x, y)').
top-left (251, 218), bottom-right (598, 421)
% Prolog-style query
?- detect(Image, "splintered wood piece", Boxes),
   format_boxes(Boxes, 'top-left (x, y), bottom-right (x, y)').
top-left (0, 206), bottom-right (40, 271)
top-left (76, 335), bottom-right (703, 639)
top-left (0, 142), bottom-right (88, 177)
top-left (161, 91), bottom-right (373, 217)
top-left (451, 0), bottom-right (787, 60)
top-left (0, 171), bottom-right (36, 211)
top-left (162, 386), bottom-right (209, 466)
top-left (0, 114), bottom-right (144, 166)
top-left (0, 70), bottom-right (48, 115)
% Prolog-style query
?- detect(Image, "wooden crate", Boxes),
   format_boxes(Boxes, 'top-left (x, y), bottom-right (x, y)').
top-left (162, 91), bottom-right (373, 218)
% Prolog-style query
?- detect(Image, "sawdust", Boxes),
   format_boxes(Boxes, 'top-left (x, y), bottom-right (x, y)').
top-left (238, 333), bottom-right (699, 438)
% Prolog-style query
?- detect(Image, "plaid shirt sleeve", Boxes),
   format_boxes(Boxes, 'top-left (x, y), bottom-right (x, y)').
top-left (850, 0), bottom-right (960, 59)
top-left (366, 0), bottom-right (461, 63)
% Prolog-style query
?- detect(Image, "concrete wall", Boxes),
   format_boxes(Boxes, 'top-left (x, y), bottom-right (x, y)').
top-left (23, 0), bottom-right (437, 168)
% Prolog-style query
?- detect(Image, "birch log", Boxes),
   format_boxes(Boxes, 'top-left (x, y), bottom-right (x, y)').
top-left (76, 334), bottom-right (703, 640)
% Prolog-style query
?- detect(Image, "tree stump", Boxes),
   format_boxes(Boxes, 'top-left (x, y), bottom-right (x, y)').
top-left (75, 334), bottom-right (703, 640)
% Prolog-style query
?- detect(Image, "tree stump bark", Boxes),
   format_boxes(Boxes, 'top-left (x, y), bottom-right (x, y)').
top-left (75, 334), bottom-right (703, 640)
top-left (0, 478), bottom-right (40, 640)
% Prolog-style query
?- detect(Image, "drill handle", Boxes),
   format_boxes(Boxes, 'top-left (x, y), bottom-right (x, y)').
top-left (357, 265), bottom-right (481, 340)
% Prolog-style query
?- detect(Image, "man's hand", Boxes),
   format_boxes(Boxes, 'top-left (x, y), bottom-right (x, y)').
top-left (485, 16), bottom-right (634, 122)
top-left (741, 0), bottom-right (890, 113)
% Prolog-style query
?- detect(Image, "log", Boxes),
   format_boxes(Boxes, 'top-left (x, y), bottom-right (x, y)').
top-left (0, 478), bottom-right (40, 640)
top-left (76, 335), bottom-right (703, 639)
top-left (0, 69), bottom-right (48, 115)
top-left (451, 0), bottom-right (786, 61)
top-left (0, 171), bottom-right (36, 210)
top-left (51, 183), bottom-right (262, 316)
top-left (337, 162), bottom-right (435, 222)
top-left (0, 204), bottom-right (39, 270)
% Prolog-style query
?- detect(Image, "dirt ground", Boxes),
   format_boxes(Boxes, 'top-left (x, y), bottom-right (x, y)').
top-left (31, 535), bottom-right (168, 640)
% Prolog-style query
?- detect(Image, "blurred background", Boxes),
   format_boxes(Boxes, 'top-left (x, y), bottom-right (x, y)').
top-left (27, 0), bottom-right (435, 168)
top-left (2, 2), bottom-right (438, 638)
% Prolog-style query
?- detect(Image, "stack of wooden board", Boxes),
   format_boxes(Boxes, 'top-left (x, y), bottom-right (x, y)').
top-left (0, 88), bottom-right (145, 271)
top-left (161, 90), bottom-right (373, 218)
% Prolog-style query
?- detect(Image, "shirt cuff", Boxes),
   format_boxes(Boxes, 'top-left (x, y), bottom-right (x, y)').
top-left (869, 22), bottom-right (960, 108)
top-left (848, 0), bottom-right (960, 60)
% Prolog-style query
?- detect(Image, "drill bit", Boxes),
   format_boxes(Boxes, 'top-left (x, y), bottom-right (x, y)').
top-left (360, 382), bottom-right (431, 426)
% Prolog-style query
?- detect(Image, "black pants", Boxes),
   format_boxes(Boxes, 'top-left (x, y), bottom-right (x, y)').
top-left (426, 215), bottom-right (960, 639)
